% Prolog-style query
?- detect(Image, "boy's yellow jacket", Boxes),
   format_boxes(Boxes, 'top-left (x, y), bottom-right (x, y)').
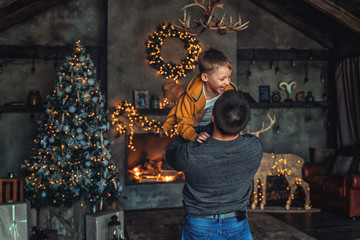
top-left (163, 75), bottom-right (238, 141)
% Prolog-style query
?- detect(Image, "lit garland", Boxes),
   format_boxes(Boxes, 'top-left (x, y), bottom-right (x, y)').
top-left (145, 23), bottom-right (201, 83)
top-left (159, 98), bottom-right (170, 109)
top-left (111, 101), bottom-right (179, 151)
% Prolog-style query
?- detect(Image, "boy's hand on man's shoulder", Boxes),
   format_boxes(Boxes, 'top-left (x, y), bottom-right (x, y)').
top-left (193, 132), bottom-right (210, 143)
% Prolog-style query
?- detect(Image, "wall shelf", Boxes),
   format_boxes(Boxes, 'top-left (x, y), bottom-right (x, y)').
top-left (0, 105), bottom-right (45, 113)
top-left (237, 48), bottom-right (329, 61)
top-left (0, 45), bottom-right (104, 60)
top-left (136, 101), bottom-right (331, 115)
top-left (0, 101), bottom-right (330, 115)
top-left (250, 101), bottom-right (331, 108)
top-left (137, 108), bottom-right (171, 115)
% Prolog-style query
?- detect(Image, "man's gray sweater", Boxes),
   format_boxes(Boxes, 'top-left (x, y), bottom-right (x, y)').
top-left (166, 134), bottom-right (263, 216)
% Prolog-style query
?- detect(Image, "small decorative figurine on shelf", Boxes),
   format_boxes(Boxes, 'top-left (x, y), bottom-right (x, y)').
top-left (305, 91), bottom-right (315, 102)
top-left (271, 91), bottom-right (281, 103)
top-left (278, 81), bottom-right (296, 102)
top-left (296, 91), bottom-right (305, 102)
top-left (151, 95), bottom-right (159, 109)
top-left (27, 90), bottom-right (41, 106)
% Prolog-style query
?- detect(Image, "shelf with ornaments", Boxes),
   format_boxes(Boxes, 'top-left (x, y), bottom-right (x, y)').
top-left (137, 108), bottom-right (171, 115)
top-left (0, 104), bottom-right (45, 113)
top-left (134, 102), bottom-right (331, 115)
top-left (250, 101), bottom-right (332, 109)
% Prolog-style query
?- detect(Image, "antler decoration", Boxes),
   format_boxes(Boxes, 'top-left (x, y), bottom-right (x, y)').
top-left (173, 0), bottom-right (249, 36)
top-left (247, 113), bottom-right (276, 138)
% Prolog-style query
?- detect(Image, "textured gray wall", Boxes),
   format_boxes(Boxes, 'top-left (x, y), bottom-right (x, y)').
top-left (0, 0), bottom-right (106, 178)
top-left (235, 1), bottom-right (327, 156)
top-left (0, 0), bottom-right (328, 210)
top-left (0, 1), bottom-right (106, 45)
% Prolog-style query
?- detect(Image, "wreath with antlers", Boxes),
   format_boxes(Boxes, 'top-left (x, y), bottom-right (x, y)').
top-left (145, 23), bottom-right (201, 82)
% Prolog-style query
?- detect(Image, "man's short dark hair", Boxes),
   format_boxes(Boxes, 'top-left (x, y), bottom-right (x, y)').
top-left (213, 90), bottom-right (250, 135)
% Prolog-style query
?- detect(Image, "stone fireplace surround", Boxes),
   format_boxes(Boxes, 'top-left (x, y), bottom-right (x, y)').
top-left (118, 132), bottom-right (184, 210)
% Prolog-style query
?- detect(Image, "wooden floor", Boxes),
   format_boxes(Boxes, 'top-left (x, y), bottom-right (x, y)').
top-left (125, 201), bottom-right (360, 240)
top-left (267, 207), bottom-right (360, 240)
top-left (258, 199), bottom-right (360, 240)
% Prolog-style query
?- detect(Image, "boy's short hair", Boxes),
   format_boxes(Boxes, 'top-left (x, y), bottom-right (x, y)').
top-left (213, 90), bottom-right (250, 135)
top-left (198, 48), bottom-right (232, 74)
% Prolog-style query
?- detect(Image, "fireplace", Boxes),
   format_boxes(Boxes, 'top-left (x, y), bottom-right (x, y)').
top-left (125, 134), bottom-right (185, 184)
top-left (120, 134), bottom-right (304, 210)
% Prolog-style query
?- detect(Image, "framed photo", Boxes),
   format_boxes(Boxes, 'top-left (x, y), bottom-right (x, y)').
top-left (259, 85), bottom-right (270, 102)
top-left (134, 90), bottom-right (149, 109)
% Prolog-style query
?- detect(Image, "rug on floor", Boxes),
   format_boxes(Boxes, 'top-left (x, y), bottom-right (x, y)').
top-left (124, 208), bottom-right (316, 240)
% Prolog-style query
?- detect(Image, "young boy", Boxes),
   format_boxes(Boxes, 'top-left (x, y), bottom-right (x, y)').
top-left (163, 48), bottom-right (237, 143)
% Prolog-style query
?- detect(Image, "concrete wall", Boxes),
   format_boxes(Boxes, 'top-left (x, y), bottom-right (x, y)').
top-left (0, 0), bottom-right (328, 210)
top-left (0, 0), bottom-right (106, 179)
top-left (235, 2), bottom-right (328, 156)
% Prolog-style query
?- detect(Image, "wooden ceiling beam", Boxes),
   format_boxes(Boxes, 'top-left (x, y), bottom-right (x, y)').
top-left (335, 0), bottom-right (360, 13)
top-left (0, 0), bottom-right (68, 33)
top-left (303, 0), bottom-right (360, 34)
top-left (0, 0), bottom-right (17, 9)
top-left (250, 0), bottom-right (333, 48)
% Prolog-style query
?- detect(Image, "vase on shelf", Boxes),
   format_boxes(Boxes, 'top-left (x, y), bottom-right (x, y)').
top-left (296, 91), bottom-right (305, 102)
top-left (305, 91), bottom-right (315, 102)
top-left (151, 95), bottom-right (159, 109)
top-left (27, 90), bottom-right (41, 106)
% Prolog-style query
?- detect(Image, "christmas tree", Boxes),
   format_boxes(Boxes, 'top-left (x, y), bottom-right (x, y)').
top-left (23, 40), bottom-right (122, 209)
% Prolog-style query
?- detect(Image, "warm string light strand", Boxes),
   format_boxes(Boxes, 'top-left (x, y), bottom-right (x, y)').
top-left (111, 101), bottom-right (179, 151)
top-left (159, 98), bottom-right (170, 109)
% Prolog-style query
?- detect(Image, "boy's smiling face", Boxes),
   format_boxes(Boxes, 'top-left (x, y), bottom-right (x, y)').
top-left (201, 66), bottom-right (232, 99)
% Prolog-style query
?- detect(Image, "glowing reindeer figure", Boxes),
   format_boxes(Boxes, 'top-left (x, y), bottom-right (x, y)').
top-left (248, 113), bottom-right (310, 210)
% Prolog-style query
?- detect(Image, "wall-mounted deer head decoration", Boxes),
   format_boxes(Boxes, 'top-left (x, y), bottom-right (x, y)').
top-left (248, 113), bottom-right (311, 211)
top-left (174, 0), bottom-right (249, 36)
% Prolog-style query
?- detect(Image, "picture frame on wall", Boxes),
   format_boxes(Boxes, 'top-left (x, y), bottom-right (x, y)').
top-left (134, 90), bottom-right (149, 109)
top-left (259, 85), bottom-right (270, 102)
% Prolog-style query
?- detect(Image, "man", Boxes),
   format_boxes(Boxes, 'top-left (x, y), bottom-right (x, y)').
top-left (166, 90), bottom-right (263, 240)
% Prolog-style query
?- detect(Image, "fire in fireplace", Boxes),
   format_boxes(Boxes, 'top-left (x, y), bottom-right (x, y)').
top-left (126, 134), bottom-right (185, 184)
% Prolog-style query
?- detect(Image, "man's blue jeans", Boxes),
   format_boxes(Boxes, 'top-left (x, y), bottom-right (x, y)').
top-left (181, 214), bottom-right (253, 240)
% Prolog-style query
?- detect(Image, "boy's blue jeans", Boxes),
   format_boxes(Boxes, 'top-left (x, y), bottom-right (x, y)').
top-left (181, 213), bottom-right (253, 240)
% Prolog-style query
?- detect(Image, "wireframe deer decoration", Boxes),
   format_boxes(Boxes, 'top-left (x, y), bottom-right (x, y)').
top-left (248, 113), bottom-right (310, 210)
